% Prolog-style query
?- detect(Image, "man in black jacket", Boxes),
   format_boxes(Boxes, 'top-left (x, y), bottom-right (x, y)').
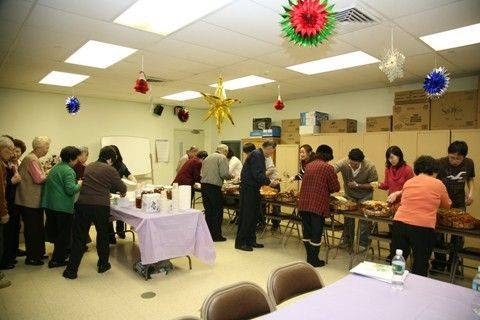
top-left (235, 141), bottom-right (278, 251)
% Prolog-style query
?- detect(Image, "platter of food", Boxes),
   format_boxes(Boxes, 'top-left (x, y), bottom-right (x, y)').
top-left (260, 185), bottom-right (278, 199)
top-left (276, 190), bottom-right (299, 204)
top-left (361, 200), bottom-right (392, 217)
top-left (437, 208), bottom-right (480, 230)
top-left (329, 195), bottom-right (358, 211)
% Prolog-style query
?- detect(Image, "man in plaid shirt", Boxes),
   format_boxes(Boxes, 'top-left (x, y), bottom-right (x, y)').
top-left (298, 145), bottom-right (340, 267)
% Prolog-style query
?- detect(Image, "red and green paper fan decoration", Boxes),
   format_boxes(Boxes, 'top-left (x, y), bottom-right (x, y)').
top-left (280, 0), bottom-right (335, 47)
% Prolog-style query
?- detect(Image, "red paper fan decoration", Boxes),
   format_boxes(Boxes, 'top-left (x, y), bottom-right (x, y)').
top-left (134, 71), bottom-right (149, 94)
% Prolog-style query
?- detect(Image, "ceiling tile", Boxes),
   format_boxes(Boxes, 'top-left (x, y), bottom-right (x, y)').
top-left (0, 21), bottom-right (21, 52)
top-left (38, 0), bottom-right (137, 22)
top-left (404, 53), bottom-right (463, 77)
top-left (360, 0), bottom-right (458, 20)
top-left (203, 0), bottom-right (285, 45)
top-left (338, 22), bottom-right (432, 58)
top-left (170, 21), bottom-right (280, 58)
top-left (440, 44), bottom-right (480, 73)
top-left (147, 39), bottom-right (247, 67)
top-left (0, 0), bottom-right (34, 23)
top-left (394, 0), bottom-right (480, 36)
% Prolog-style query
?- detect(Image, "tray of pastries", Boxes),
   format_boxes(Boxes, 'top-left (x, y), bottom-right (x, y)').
top-left (437, 208), bottom-right (480, 230)
top-left (222, 184), bottom-right (240, 195)
top-left (361, 200), bottom-right (392, 217)
top-left (276, 190), bottom-right (299, 204)
top-left (329, 195), bottom-right (359, 211)
top-left (260, 186), bottom-right (278, 199)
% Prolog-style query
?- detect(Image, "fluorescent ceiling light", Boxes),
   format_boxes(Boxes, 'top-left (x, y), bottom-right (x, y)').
top-left (209, 75), bottom-right (275, 90)
top-left (162, 91), bottom-right (202, 101)
top-left (420, 23), bottom-right (480, 51)
top-left (114, 0), bottom-right (233, 35)
top-left (65, 40), bottom-right (137, 69)
top-left (287, 51), bottom-right (380, 75)
top-left (39, 71), bottom-right (89, 87)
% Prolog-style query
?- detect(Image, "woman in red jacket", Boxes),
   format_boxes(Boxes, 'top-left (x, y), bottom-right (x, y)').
top-left (379, 146), bottom-right (414, 196)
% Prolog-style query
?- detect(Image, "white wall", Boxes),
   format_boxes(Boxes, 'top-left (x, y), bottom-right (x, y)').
top-left (217, 75), bottom-right (479, 141)
top-left (0, 88), bottom-right (216, 184)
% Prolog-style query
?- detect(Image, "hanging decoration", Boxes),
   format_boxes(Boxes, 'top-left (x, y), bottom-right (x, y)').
top-left (200, 77), bottom-right (240, 132)
top-left (174, 106), bottom-right (190, 123)
top-left (423, 67), bottom-right (449, 98)
top-left (280, 0), bottom-right (335, 47)
top-left (65, 96), bottom-right (80, 115)
top-left (273, 85), bottom-right (285, 110)
top-left (134, 71), bottom-right (149, 94)
top-left (379, 28), bottom-right (405, 82)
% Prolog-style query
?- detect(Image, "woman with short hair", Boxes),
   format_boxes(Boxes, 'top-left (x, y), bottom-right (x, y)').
top-left (42, 146), bottom-right (82, 268)
top-left (63, 146), bottom-right (126, 279)
top-left (15, 136), bottom-right (51, 266)
top-left (388, 156), bottom-right (452, 276)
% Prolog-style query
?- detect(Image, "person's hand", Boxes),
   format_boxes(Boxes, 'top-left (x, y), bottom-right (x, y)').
top-left (0, 214), bottom-right (10, 224)
top-left (466, 194), bottom-right (474, 206)
top-left (194, 183), bottom-right (201, 190)
top-left (387, 191), bottom-right (401, 204)
top-left (270, 180), bottom-right (279, 187)
top-left (120, 192), bottom-right (127, 198)
top-left (77, 180), bottom-right (83, 186)
top-left (370, 181), bottom-right (379, 189)
top-left (347, 181), bottom-right (358, 188)
top-left (11, 173), bottom-right (22, 184)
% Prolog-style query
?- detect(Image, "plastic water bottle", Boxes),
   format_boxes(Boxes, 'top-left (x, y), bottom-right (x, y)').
top-left (472, 267), bottom-right (480, 316)
top-left (391, 249), bottom-right (406, 291)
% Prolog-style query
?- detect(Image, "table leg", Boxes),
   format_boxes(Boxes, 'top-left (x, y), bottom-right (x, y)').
top-left (349, 217), bottom-right (361, 269)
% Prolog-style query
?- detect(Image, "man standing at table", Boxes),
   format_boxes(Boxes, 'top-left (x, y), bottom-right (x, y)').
top-left (235, 141), bottom-right (278, 251)
top-left (200, 145), bottom-right (232, 242)
top-left (431, 141), bottom-right (475, 273)
top-left (334, 148), bottom-right (378, 251)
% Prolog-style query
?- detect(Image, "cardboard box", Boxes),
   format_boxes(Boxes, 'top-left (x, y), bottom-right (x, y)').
top-left (300, 111), bottom-right (329, 126)
top-left (320, 119), bottom-right (357, 133)
top-left (253, 118), bottom-right (272, 130)
top-left (394, 89), bottom-right (427, 105)
top-left (262, 126), bottom-right (281, 137)
top-left (282, 119), bottom-right (300, 131)
top-left (280, 132), bottom-right (300, 144)
top-left (431, 91), bottom-right (478, 130)
top-left (299, 125), bottom-right (320, 135)
top-left (366, 116), bottom-right (392, 132)
top-left (393, 103), bottom-right (430, 131)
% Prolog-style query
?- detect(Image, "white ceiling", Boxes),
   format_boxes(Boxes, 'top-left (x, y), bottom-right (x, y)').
top-left (0, 0), bottom-right (479, 108)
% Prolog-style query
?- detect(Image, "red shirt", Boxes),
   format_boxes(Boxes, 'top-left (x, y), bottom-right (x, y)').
top-left (379, 164), bottom-right (414, 195)
top-left (73, 162), bottom-right (86, 180)
top-left (298, 159), bottom-right (340, 216)
top-left (173, 158), bottom-right (202, 186)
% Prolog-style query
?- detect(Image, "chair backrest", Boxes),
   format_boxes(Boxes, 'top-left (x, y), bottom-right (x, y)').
top-left (267, 261), bottom-right (324, 306)
top-left (201, 281), bottom-right (275, 320)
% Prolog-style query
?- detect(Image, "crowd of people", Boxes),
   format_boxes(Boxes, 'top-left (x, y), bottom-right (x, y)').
top-left (0, 133), bottom-right (475, 289)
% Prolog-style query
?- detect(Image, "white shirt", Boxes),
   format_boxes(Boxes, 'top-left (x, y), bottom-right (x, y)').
top-left (265, 157), bottom-right (279, 180)
top-left (228, 156), bottom-right (242, 180)
top-left (176, 154), bottom-right (189, 172)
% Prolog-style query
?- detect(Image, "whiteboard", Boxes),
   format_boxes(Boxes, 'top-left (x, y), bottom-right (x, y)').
top-left (101, 136), bottom-right (151, 175)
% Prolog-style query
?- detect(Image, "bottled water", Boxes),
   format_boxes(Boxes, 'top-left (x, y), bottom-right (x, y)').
top-left (391, 249), bottom-right (406, 291)
top-left (472, 266), bottom-right (480, 316)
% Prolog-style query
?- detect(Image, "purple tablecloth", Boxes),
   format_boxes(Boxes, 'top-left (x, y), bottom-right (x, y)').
top-left (261, 274), bottom-right (476, 320)
top-left (110, 205), bottom-right (216, 266)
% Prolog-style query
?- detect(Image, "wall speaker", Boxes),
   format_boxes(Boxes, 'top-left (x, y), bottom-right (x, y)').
top-left (153, 104), bottom-right (164, 116)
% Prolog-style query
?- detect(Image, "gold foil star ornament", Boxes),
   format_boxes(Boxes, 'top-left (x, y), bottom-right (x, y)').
top-left (201, 77), bottom-right (240, 132)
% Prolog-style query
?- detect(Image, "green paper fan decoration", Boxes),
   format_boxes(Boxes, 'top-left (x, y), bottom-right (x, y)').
top-left (280, 0), bottom-right (336, 47)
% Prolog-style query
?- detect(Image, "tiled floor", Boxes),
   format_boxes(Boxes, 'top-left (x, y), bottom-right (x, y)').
top-left (0, 223), bottom-right (474, 320)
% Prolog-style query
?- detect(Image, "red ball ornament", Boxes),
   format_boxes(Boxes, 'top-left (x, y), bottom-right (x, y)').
top-left (178, 108), bottom-right (190, 122)
top-left (274, 96), bottom-right (285, 110)
top-left (134, 71), bottom-right (149, 94)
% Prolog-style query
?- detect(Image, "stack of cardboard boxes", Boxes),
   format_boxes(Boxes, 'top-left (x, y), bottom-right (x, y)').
top-left (281, 119), bottom-right (300, 144)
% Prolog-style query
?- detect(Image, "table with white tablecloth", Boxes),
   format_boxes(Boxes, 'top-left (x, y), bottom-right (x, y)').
top-left (260, 273), bottom-right (475, 320)
top-left (110, 204), bottom-right (216, 278)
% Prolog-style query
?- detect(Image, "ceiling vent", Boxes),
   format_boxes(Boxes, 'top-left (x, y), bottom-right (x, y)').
top-left (334, 6), bottom-right (375, 23)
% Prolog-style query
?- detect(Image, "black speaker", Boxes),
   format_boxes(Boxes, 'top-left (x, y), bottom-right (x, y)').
top-left (153, 104), bottom-right (164, 116)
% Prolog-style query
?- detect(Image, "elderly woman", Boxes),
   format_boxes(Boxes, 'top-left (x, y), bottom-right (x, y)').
top-left (63, 146), bottom-right (126, 279)
top-left (73, 146), bottom-right (89, 180)
top-left (42, 146), bottom-right (82, 268)
top-left (0, 136), bottom-right (14, 288)
top-left (0, 138), bottom-right (25, 269)
top-left (388, 156), bottom-right (452, 276)
top-left (15, 136), bottom-right (51, 266)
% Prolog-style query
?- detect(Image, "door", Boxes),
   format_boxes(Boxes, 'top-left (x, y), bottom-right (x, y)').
top-left (173, 129), bottom-right (205, 174)
top-left (364, 132), bottom-right (390, 201)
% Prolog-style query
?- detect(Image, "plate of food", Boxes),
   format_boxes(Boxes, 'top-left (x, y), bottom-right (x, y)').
top-left (329, 195), bottom-right (358, 211)
top-left (437, 208), bottom-right (480, 230)
top-left (361, 200), bottom-right (392, 217)
top-left (260, 185), bottom-right (278, 199)
top-left (276, 190), bottom-right (299, 204)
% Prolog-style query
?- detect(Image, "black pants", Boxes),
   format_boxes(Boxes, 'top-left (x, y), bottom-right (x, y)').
top-left (300, 211), bottom-right (325, 245)
top-left (236, 186), bottom-right (261, 246)
top-left (66, 204), bottom-right (110, 273)
top-left (19, 206), bottom-right (45, 260)
top-left (201, 183), bottom-right (224, 240)
top-left (45, 209), bottom-right (73, 263)
top-left (1, 206), bottom-right (20, 265)
top-left (391, 221), bottom-right (436, 277)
